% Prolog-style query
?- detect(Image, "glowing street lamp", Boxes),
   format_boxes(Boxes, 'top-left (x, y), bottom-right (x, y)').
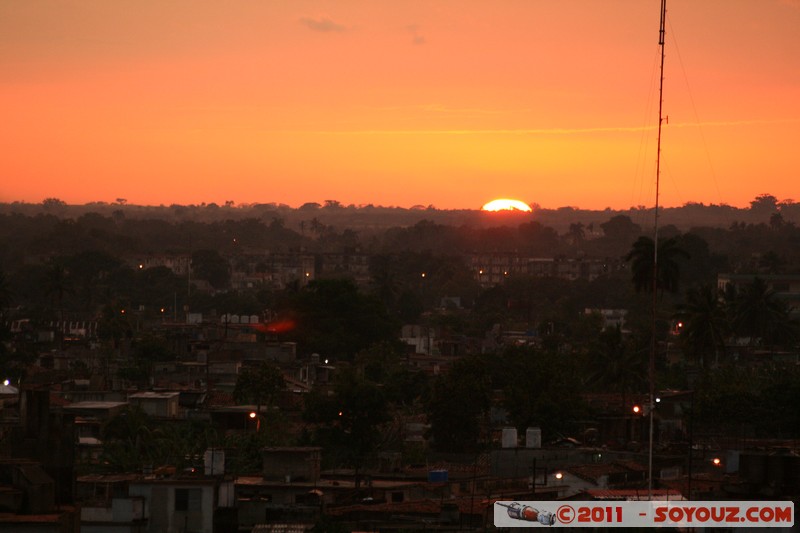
top-left (249, 411), bottom-right (261, 432)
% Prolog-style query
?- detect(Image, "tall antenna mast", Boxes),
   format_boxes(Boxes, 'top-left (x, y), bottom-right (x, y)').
top-left (649, 0), bottom-right (667, 501)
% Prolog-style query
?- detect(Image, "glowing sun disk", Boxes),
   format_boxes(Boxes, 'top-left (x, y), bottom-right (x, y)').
top-left (482, 199), bottom-right (532, 212)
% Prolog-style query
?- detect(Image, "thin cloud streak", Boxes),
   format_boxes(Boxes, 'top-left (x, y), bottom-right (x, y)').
top-left (300, 118), bottom-right (799, 136)
top-left (361, 104), bottom-right (518, 115)
top-left (298, 16), bottom-right (348, 33)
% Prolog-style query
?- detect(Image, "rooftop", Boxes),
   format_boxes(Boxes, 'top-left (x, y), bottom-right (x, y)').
top-left (128, 391), bottom-right (181, 399)
top-left (63, 401), bottom-right (129, 410)
top-left (585, 489), bottom-right (684, 500)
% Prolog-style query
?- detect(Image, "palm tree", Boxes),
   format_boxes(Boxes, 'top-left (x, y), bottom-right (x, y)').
top-left (309, 217), bottom-right (325, 236)
top-left (566, 222), bottom-right (586, 247)
top-left (588, 325), bottom-right (646, 442)
top-left (588, 326), bottom-right (645, 392)
top-left (44, 260), bottom-right (75, 322)
top-left (731, 278), bottom-right (799, 348)
top-left (369, 254), bottom-right (400, 310)
top-left (100, 407), bottom-right (156, 471)
top-left (626, 236), bottom-right (689, 296)
top-left (0, 270), bottom-right (11, 320)
top-left (675, 284), bottom-right (729, 368)
top-left (233, 362), bottom-right (285, 419)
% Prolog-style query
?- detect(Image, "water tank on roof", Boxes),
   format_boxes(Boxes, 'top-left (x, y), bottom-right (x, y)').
top-left (740, 453), bottom-right (767, 484)
top-left (502, 427), bottom-right (518, 448)
top-left (525, 427), bottom-right (542, 449)
top-left (204, 448), bottom-right (225, 476)
top-left (766, 455), bottom-right (786, 486)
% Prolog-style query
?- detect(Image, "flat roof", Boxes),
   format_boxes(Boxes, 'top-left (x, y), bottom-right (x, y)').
top-left (262, 447), bottom-right (322, 452)
top-left (235, 476), bottom-right (419, 489)
top-left (63, 401), bottom-right (129, 410)
top-left (128, 392), bottom-right (180, 399)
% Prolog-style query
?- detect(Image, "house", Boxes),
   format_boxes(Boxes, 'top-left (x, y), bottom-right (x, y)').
top-left (61, 401), bottom-right (129, 422)
top-left (0, 509), bottom-right (80, 533)
top-left (401, 325), bottom-right (437, 356)
top-left (262, 448), bottom-right (322, 484)
top-left (128, 392), bottom-right (181, 419)
top-left (470, 253), bottom-right (617, 286)
top-left (585, 308), bottom-right (628, 331)
top-left (78, 469), bottom-right (236, 533)
top-left (718, 273), bottom-right (800, 315)
top-left (78, 473), bottom-right (144, 533)
top-left (0, 459), bottom-right (80, 533)
top-left (132, 255), bottom-right (191, 276)
top-left (128, 477), bottom-right (224, 533)
top-left (235, 476), bottom-right (325, 531)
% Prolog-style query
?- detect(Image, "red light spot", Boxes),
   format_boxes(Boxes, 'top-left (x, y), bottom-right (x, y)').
top-left (253, 318), bottom-right (296, 333)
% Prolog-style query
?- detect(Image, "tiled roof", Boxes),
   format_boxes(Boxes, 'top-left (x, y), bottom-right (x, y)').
top-left (582, 393), bottom-right (649, 413)
top-left (403, 457), bottom-right (490, 477)
top-left (659, 474), bottom-right (723, 496)
top-left (251, 524), bottom-right (313, 533)
top-left (206, 390), bottom-right (235, 407)
top-left (567, 461), bottom-right (646, 483)
top-left (0, 513), bottom-right (62, 523)
top-left (613, 459), bottom-right (648, 472)
top-left (49, 392), bottom-right (71, 407)
top-left (326, 497), bottom-right (488, 517)
top-left (585, 489), bottom-right (683, 500)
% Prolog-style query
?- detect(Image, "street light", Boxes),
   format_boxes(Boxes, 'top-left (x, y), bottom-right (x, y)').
top-left (249, 411), bottom-right (261, 432)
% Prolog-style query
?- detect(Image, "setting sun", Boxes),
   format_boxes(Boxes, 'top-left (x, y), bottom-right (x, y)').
top-left (481, 199), bottom-right (533, 212)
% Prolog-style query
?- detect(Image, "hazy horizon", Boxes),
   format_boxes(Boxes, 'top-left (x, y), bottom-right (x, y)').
top-left (3, 193), bottom-right (790, 214)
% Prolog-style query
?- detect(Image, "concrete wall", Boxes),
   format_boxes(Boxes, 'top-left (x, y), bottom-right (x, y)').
top-left (129, 482), bottom-right (214, 533)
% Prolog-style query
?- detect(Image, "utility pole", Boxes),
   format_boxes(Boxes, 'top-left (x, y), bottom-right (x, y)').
top-left (649, 0), bottom-right (668, 501)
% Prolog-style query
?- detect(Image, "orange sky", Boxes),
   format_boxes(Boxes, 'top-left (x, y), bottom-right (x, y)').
top-left (1, 1), bottom-right (798, 210)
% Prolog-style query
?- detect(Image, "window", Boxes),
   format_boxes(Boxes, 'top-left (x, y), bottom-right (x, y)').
top-left (174, 488), bottom-right (201, 512)
top-left (175, 489), bottom-right (189, 511)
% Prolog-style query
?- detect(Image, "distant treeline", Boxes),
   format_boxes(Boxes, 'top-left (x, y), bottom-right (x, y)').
top-left (1, 195), bottom-right (799, 276)
top-left (1, 193), bottom-right (798, 233)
